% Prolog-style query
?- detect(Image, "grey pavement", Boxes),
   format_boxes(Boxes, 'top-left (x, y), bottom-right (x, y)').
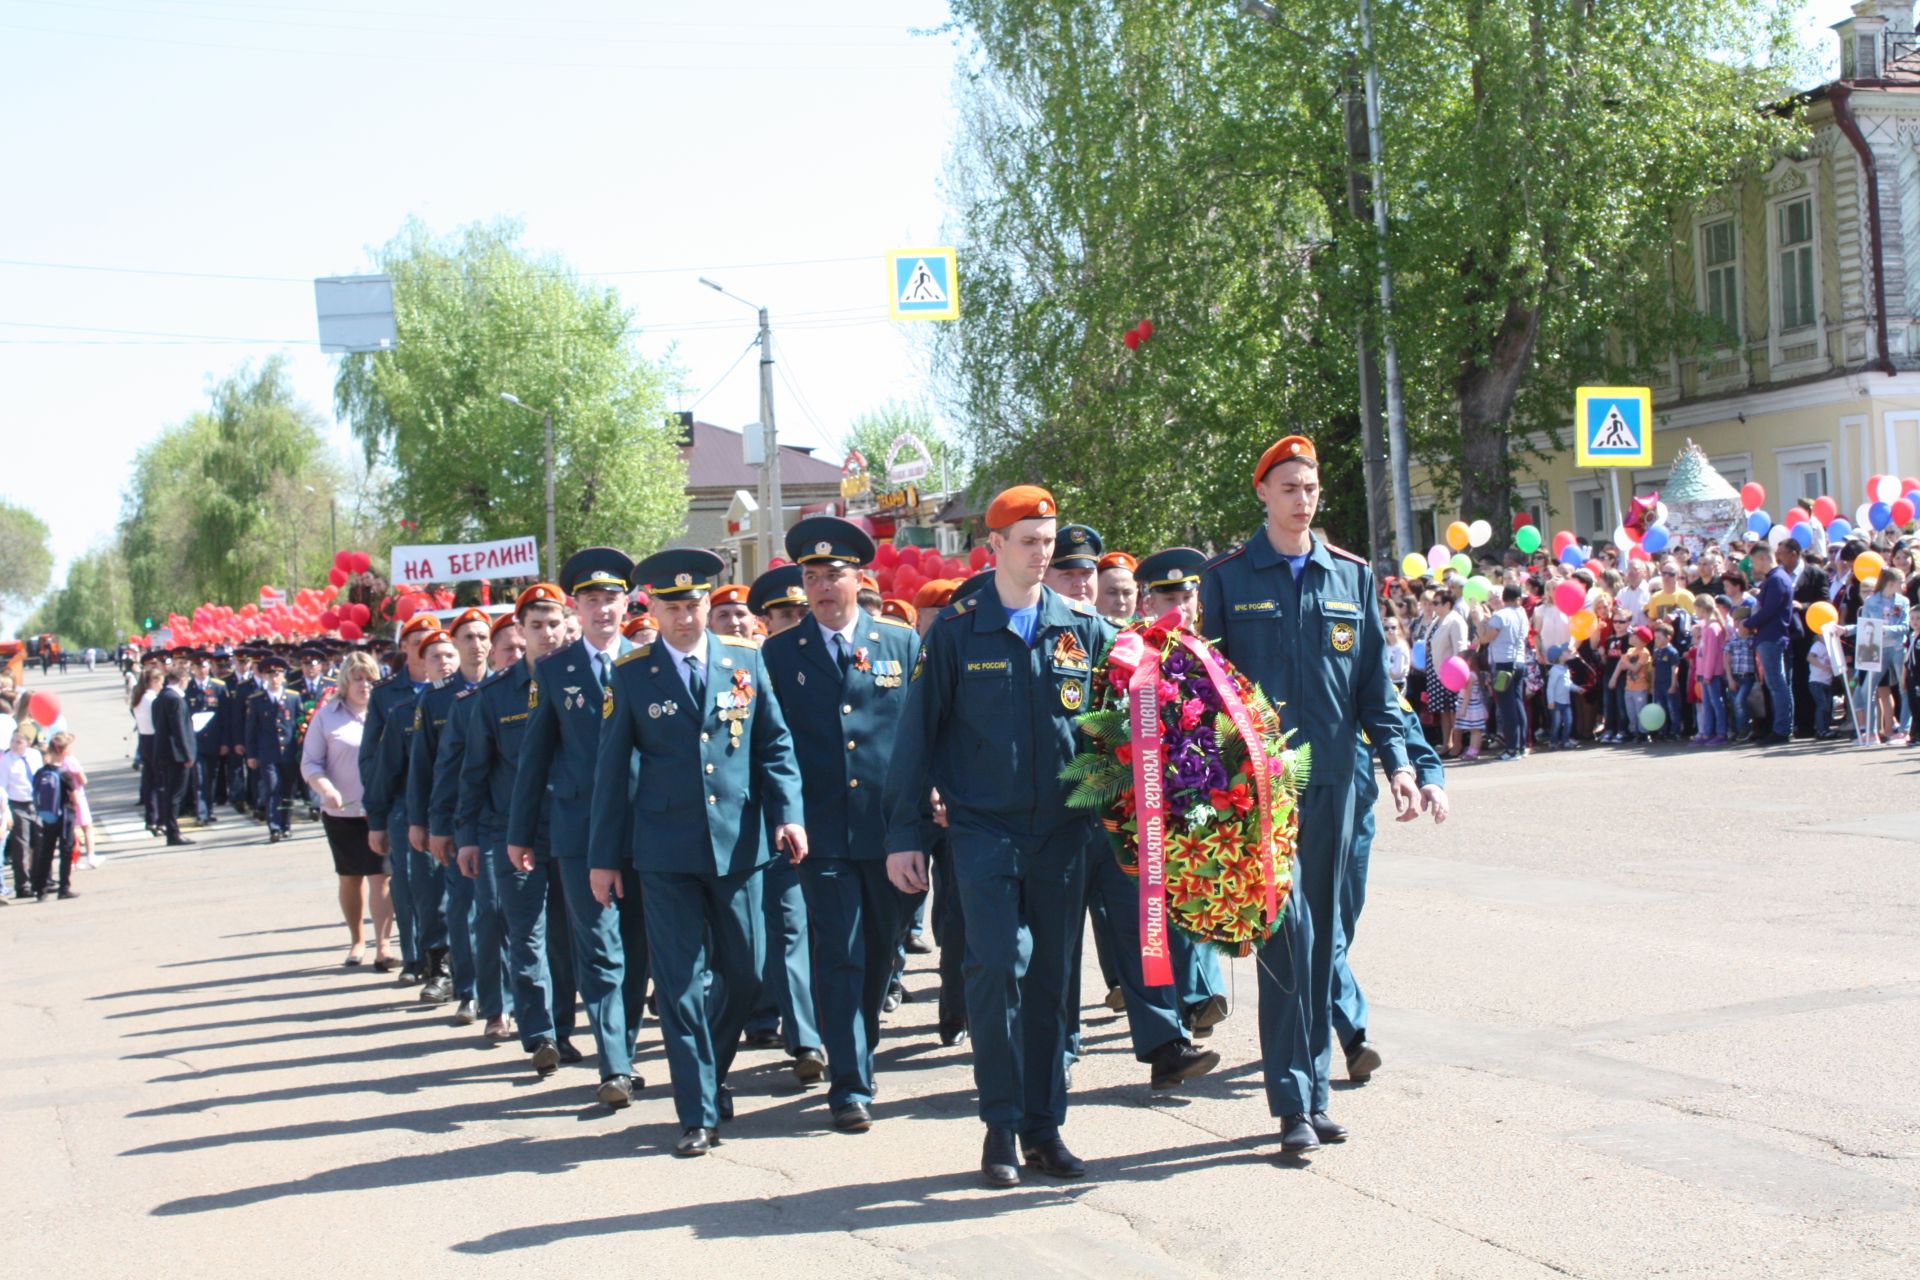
top-left (2, 667), bottom-right (1917, 1277)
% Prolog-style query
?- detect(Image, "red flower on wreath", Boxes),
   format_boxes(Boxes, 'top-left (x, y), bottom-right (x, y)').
top-left (1209, 784), bottom-right (1254, 816)
top-left (1115, 743), bottom-right (1133, 765)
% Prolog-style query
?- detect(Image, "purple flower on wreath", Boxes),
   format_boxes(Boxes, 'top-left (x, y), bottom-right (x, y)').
top-left (1162, 648), bottom-right (1194, 677)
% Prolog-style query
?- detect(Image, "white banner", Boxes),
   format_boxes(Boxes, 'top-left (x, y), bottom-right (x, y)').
top-left (392, 535), bottom-right (539, 584)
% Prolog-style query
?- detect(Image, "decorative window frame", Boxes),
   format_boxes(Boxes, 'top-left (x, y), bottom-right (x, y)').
top-left (1691, 189), bottom-right (1747, 394)
top-left (1764, 157), bottom-right (1827, 379)
top-left (1564, 475), bottom-right (1608, 542)
top-left (1774, 441), bottom-right (1833, 510)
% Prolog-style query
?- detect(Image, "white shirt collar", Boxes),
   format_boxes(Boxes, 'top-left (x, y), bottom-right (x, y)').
top-left (581, 634), bottom-right (615, 663)
top-left (820, 613), bottom-right (861, 650)
top-left (662, 631), bottom-right (709, 672)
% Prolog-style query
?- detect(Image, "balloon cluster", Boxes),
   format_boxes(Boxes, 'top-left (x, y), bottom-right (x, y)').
top-left (1121, 318), bottom-right (1156, 351)
top-left (873, 543), bottom-right (987, 599)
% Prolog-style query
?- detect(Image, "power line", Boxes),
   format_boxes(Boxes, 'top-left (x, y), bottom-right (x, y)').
top-left (0, 252), bottom-right (879, 284)
top-left (41, 0), bottom-right (921, 33)
top-left (687, 336), bottom-right (761, 411)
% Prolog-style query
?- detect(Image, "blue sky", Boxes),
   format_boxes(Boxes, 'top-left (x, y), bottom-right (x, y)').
top-left (0, 0), bottom-right (1859, 631)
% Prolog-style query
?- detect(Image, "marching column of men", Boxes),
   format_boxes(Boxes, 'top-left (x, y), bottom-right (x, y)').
top-left (127, 428), bottom-right (1447, 1180)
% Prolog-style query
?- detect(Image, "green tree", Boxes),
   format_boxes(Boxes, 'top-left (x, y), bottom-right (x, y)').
top-left (840, 399), bottom-right (966, 497)
top-left (335, 219), bottom-right (689, 567)
top-left (0, 501), bottom-right (54, 617)
top-left (24, 546), bottom-right (135, 649)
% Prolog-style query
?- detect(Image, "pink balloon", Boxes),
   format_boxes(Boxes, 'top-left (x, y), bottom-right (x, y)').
top-left (1740, 482), bottom-right (1765, 512)
top-left (1438, 656), bottom-right (1472, 693)
top-left (1553, 580), bottom-right (1586, 616)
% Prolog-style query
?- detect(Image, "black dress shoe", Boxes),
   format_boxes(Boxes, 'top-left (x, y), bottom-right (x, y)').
top-left (556, 1041), bottom-right (585, 1064)
top-left (938, 1023), bottom-right (969, 1048)
top-left (1309, 1111), bottom-right (1348, 1143)
top-left (832, 1101), bottom-right (873, 1132)
top-left (1344, 1037), bottom-right (1382, 1082)
top-left (166, 837), bottom-right (195, 847)
top-left (1187, 994), bottom-right (1229, 1039)
top-left (419, 974), bottom-right (454, 1004)
top-left (1021, 1135), bottom-right (1086, 1178)
top-left (716, 1084), bottom-right (734, 1122)
top-left (904, 931), bottom-right (933, 955)
top-left (596, 1075), bottom-right (634, 1109)
top-left (529, 1038), bottom-right (561, 1076)
top-left (675, 1127), bottom-right (718, 1157)
top-left (741, 1029), bottom-right (783, 1050)
top-left (792, 1047), bottom-right (826, 1084)
top-left (981, 1126), bottom-right (1020, 1187)
top-left (1149, 1041), bottom-right (1221, 1091)
top-left (56, 889), bottom-right (78, 900)
top-left (881, 985), bottom-right (904, 1014)
top-left (1278, 1113), bottom-right (1321, 1153)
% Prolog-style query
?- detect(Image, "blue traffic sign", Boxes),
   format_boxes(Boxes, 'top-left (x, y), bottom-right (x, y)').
top-left (1574, 386), bottom-right (1652, 468)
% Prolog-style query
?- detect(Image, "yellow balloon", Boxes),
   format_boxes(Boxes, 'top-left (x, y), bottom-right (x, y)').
top-left (1806, 601), bottom-right (1838, 633)
top-left (1446, 520), bottom-right (1471, 552)
top-left (1853, 550), bottom-right (1886, 583)
top-left (1569, 609), bottom-right (1597, 641)
top-left (1401, 553), bottom-right (1428, 580)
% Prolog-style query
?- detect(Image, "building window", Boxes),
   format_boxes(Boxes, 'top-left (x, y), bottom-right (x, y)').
top-left (1412, 506), bottom-right (1437, 552)
top-left (1776, 196), bottom-right (1816, 332)
top-left (1792, 461), bottom-right (1828, 503)
top-left (1580, 488), bottom-right (1607, 540)
top-left (1700, 217), bottom-right (1740, 343)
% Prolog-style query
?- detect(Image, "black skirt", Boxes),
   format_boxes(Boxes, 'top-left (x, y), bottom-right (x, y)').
top-left (321, 812), bottom-right (387, 877)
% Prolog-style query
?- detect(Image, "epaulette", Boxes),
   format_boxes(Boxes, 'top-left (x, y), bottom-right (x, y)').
top-left (1068, 598), bottom-right (1098, 616)
top-left (939, 596), bottom-right (979, 620)
top-left (615, 646), bottom-right (651, 666)
top-left (374, 674), bottom-right (399, 688)
top-left (455, 685), bottom-right (481, 702)
top-left (432, 675), bottom-right (456, 690)
top-left (717, 634), bottom-right (758, 649)
top-left (478, 666), bottom-right (513, 688)
top-left (879, 614), bottom-right (915, 629)
top-left (1205, 544), bottom-right (1248, 570)
top-left (1325, 542), bottom-right (1369, 567)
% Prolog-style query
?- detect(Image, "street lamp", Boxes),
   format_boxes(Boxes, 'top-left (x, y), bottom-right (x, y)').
top-left (699, 276), bottom-right (783, 567)
top-left (500, 392), bottom-right (559, 580)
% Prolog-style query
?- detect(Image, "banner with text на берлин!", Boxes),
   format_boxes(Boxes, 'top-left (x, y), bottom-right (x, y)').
top-left (391, 536), bottom-right (539, 584)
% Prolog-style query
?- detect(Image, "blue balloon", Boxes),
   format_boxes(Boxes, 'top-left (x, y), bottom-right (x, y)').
top-left (1792, 521), bottom-right (1815, 549)
top-left (1642, 524), bottom-right (1670, 553)
top-left (1905, 490), bottom-right (1920, 511)
top-left (1827, 519), bottom-right (1852, 542)
top-left (1411, 639), bottom-right (1427, 669)
top-left (1870, 502), bottom-right (1893, 531)
top-left (1746, 512), bottom-right (1770, 537)
top-left (1559, 544), bottom-right (1584, 566)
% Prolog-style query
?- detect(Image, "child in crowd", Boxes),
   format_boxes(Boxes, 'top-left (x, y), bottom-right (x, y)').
top-left (1544, 644), bottom-right (1574, 748)
top-left (1722, 577), bottom-right (1755, 742)
top-left (1690, 595), bottom-right (1729, 745)
top-left (1453, 648), bottom-right (1489, 761)
top-left (1615, 625), bottom-right (1654, 743)
top-left (29, 731), bottom-right (79, 901)
top-left (1384, 615), bottom-right (1411, 692)
top-left (61, 737), bottom-right (96, 870)
top-left (1651, 622), bottom-right (1683, 741)
top-left (1807, 636), bottom-right (1836, 739)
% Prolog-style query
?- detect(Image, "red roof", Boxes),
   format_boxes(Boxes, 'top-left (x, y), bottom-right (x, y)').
top-left (682, 419), bottom-right (843, 489)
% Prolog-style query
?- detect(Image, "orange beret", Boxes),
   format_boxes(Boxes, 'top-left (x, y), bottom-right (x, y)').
top-left (448, 607), bottom-right (490, 635)
top-left (488, 612), bottom-right (520, 637)
top-left (913, 578), bottom-right (957, 608)
top-left (1253, 435), bottom-right (1318, 487)
top-left (620, 614), bottom-right (654, 639)
top-left (399, 613), bottom-right (438, 640)
top-left (985, 484), bottom-right (1056, 529)
top-left (881, 598), bottom-right (918, 627)
top-left (419, 629), bottom-right (454, 649)
top-left (859, 572), bottom-right (880, 593)
top-left (710, 584), bottom-right (751, 608)
top-left (515, 582), bottom-right (566, 616)
top-left (1097, 552), bottom-right (1138, 573)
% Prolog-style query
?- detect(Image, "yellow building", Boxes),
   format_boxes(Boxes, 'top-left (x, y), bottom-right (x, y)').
top-left (1414, 1), bottom-right (1920, 547)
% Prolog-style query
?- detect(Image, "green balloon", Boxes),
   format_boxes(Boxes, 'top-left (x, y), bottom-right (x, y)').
top-left (1463, 576), bottom-right (1492, 602)
top-left (1638, 702), bottom-right (1667, 733)
top-left (1450, 553), bottom-right (1472, 576)
top-left (1514, 524), bottom-right (1542, 554)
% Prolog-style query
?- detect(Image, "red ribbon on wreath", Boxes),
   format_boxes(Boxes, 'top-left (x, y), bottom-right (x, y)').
top-left (1127, 640), bottom-right (1174, 987)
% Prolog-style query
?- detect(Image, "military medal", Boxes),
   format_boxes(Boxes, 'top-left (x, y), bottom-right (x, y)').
top-left (563, 685), bottom-right (583, 711)
top-left (527, 680), bottom-right (539, 710)
top-left (602, 687), bottom-right (615, 720)
top-left (648, 701), bottom-right (661, 719)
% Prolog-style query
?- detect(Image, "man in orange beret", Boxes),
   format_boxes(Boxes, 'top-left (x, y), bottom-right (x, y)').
top-left (1200, 433), bottom-right (1420, 1154)
top-left (912, 578), bottom-right (957, 637)
top-left (707, 584), bottom-right (755, 641)
top-left (883, 483), bottom-right (1115, 1186)
top-left (1095, 552), bottom-right (1139, 623)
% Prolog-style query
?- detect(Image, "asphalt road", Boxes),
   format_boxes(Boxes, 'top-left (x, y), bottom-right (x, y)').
top-left (2, 666), bottom-right (1916, 1277)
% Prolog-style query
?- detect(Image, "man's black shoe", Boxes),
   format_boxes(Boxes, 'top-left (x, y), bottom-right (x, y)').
top-left (675, 1127), bottom-right (718, 1157)
top-left (741, 1029), bottom-right (783, 1050)
top-left (56, 889), bottom-right (78, 900)
top-left (529, 1038), bottom-right (561, 1076)
top-left (832, 1102), bottom-right (873, 1132)
top-left (1309, 1111), bottom-right (1348, 1143)
top-left (1278, 1113), bottom-right (1321, 1153)
top-left (792, 1046), bottom-right (826, 1083)
top-left (1149, 1041), bottom-right (1221, 1091)
top-left (557, 1041), bottom-right (585, 1064)
top-left (938, 1023), bottom-right (969, 1048)
top-left (1187, 994), bottom-right (1229, 1039)
top-left (904, 931), bottom-right (933, 955)
top-left (596, 1075), bottom-right (634, 1109)
top-left (882, 983), bottom-right (906, 1014)
top-left (981, 1126), bottom-right (1020, 1187)
top-left (1022, 1136), bottom-right (1086, 1178)
top-left (717, 1084), bottom-right (734, 1122)
top-left (166, 837), bottom-right (195, 847)
top-left (419, 973), bottom-right (454, 1004)
top-left (1345, 1037), bottom-right (1382, 1082)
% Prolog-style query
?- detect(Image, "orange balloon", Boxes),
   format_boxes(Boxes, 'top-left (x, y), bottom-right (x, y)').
top-left (1853, 550), bottom-right (1886, 583)
top-left (1569, 609), bottom-right (1597, 641)
top-left (1805, 601), bottom-right (1838, 634)
top-left (1445, 520), bottom-right (1471, 552)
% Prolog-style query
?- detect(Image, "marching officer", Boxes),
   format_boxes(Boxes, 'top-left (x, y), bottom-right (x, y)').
top-left (185, 652), bottom-right (225, 827)
top-left (748, 564), bottom-right (810, 637)
top-left (409, 608), bottom-right (494, 1022)
top-left (761, 516), bottom-right (919, 1130)
top-left (224, 648), bottom-right (261, 816)
top-left (1198, 434), bottom-right (1415, 1154)
top-left (374, 628), bottom-right (460, 1000)
top-left (242, 656), bottom-right (304, 842)
top-left (588, 548), bottom-right (808, 1156)
top-left (1335, 694), bottom-right (1448, 1082)
top-left (883, 485), bottom-right (1111, 1188)
top-left (457, 586), bottom-right (583, 1074)
top-left (294, 646), bottom-right (336, 818)
top-left (509, 548), bottom-right (648, 1109)
top-left (363, 615), bottom-right (447, 986)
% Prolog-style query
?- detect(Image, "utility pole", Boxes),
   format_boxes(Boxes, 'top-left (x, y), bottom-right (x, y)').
top-left (1358, 0), bottom-right (1416, 559)
top-left (1344, 60), bottom-right (1391, 569)
top-left (702, 277), bottom-right (784, 566)
top-left (499, 393), bottom-right (560, 580)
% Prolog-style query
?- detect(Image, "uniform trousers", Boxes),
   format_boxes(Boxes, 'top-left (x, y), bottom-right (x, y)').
top-left (554, 858), bottom-right (646, 1080)
top-left (1331, 775), bottom-right (1379, 1048)
top-left (1256, 784), bottom-right (1355, 1116)
top-left (443, 858), bottom-right (479, 1002)
top-left (949, 822), bottom-right (1089, 1141)
top-left (927, 835), bottom-right (968, 1031)
top-left (469, 848), bottom-right (510, 1021)
top-left (746, 855), bottom-right (820, 1053)
top-left (158, 757), bottom-right (191, 840)
top-left (258, 756), bottom-right (292, 834)
top-left (1075, 839), bottom-right (1186, 1062)
top-left (192, 751), bottom-right (217, 823)
top-left (640, 865), bottom-right (765, 1131)
top-left (226, 753), bottom-right (249, 812)
top-left (407, 846), bottom-right (448, 959)
top-left (491, 844), bottom-right (578, 1051)
top-left (798, 856), bottom-right (907, 1110)
top-left (385, 812), bottom-right (419, 966)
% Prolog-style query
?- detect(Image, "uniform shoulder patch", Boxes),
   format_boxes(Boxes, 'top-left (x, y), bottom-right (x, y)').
top-left (479, 667), bottom-right (511, 688)
top-left (1068, 598), bottom-right (1097, 616)
top-left (1325, 542), bottom-right (1369, 567)
top-left (717, 635), bottom-right (758, 649)
top-left (455, 686), bottom-right (480, 702)
top-left (1204, 544), bottom-right (1247, 571)
top-left (373, 674), bottom-right (398, 688)
top-left (615, 646), bottom-right (650, 666)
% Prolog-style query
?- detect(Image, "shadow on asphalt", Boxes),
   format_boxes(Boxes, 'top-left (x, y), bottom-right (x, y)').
top-left (158, 945), bottom-right (338, 968)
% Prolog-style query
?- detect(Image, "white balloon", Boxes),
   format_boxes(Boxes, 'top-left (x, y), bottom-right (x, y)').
top-left (1873, 474), bottom-right (1902, 505)
top-left (1653, 501), bottom-right (1669, 527)
top-left (1768, 523), bottom-right (1790, 545)
top-left (1467, 518), bottom-right (1493, 548)
top-left (1855, 502), bottom-right (1874, 530)
top-left (1613, 524), bottom-right (1635, 552)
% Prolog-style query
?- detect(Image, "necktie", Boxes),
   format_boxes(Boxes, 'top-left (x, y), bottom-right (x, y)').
top-left (835, 633), bottom-right (852, 674)
top-left (595, 652), bottom-right (609, 688)
top-left (686, 655), bottom-right (705, 707)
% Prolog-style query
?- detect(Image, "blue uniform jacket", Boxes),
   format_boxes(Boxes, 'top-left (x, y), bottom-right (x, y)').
top-left (456, 664), bottom-right (547, 853)
top-left (507, 637), bottom-right (629, 858)
top-left (1199, 531), bottom-right (1408, 790)
top-left (588, 634), bottom-right (805, 877)
top-left (219, 676), bottom-right (257, 751)
top-left (187, 677), bottom-right (226, 753)
top-left (363, 678), bottom-right (427, 830)
top-left (882, 585), bottom-right (1113, 850)
top-left (1356, 698), bottom-right (1446, 801)
top-left (408, 674), bottom-right (481, 832)
top-left (761, 612), bottom-right (920, 862)
top-left (243, 688), bottom-right (302, 761)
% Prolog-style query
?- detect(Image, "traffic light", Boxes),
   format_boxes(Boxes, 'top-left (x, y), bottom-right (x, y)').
top-left (143, 617), bottom-right (154, 629)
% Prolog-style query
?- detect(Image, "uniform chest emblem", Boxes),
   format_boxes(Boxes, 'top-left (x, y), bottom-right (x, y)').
top-left (1331, 622), bottom-right (1356, 653)
top-left (562, 685), bottom-right (584, 711)
top-left (602, 687), bottom-right (615, 720)
top-left (527, 680), bottom-right (539, 710)
top-left (1060, 681), bottom-right (1084, 710)
top-left (1051, 632), bottom-right (1090, 670)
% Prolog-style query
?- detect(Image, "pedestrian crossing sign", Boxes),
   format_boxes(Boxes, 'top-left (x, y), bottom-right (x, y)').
top-left (1574, 386), bottom-right (1653, 467)
top-left (888, 247), bottom-right (960, 322)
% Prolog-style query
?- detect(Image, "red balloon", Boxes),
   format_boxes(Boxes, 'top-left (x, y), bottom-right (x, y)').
top-left (1739, 482), bottom-right (1765, 512)
top-left (1893, 498), bottom-right (1915, 527)
top-left (1812, 495), bottom-right (1838, 525)
top-left (1551, 530), bottom-right (1577, 555)
top-left (1137, 318), bottom-right (1154, 339)
top-left (26, 691), bottom-right (61, 728)
top-left (969, 545), bottom-right (990, 569)
top-left (898, 545), bottom-right (923, 568)
top-left (873, 543), bottom-right (899, 569)
top-left (319, 609), bottom-right (340, 630)
top-left (1511, 512), bottom-right (1533, 531)
top-left (1782, 507), bottom-right (1806, 529)
top-left (338, 621), bottom-right (363, 641)
top-left (348, 551), bottom-right (370, 574)
top-left (328, 567), bottom-right (348, 587)
top-left (1904, 476), bottom-right (1920, 498)
top-left (1122, 331), bottom-right (1142, 351)
top-left (348, 602), bottom-right (371, 626)
top-left (767, 556), bottom-right (791, 570)
top-left (334, 550), bottom-right (353, 571)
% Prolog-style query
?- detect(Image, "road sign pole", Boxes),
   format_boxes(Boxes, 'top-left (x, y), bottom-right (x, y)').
top-left (759, 306), bottom-right (783, 567)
